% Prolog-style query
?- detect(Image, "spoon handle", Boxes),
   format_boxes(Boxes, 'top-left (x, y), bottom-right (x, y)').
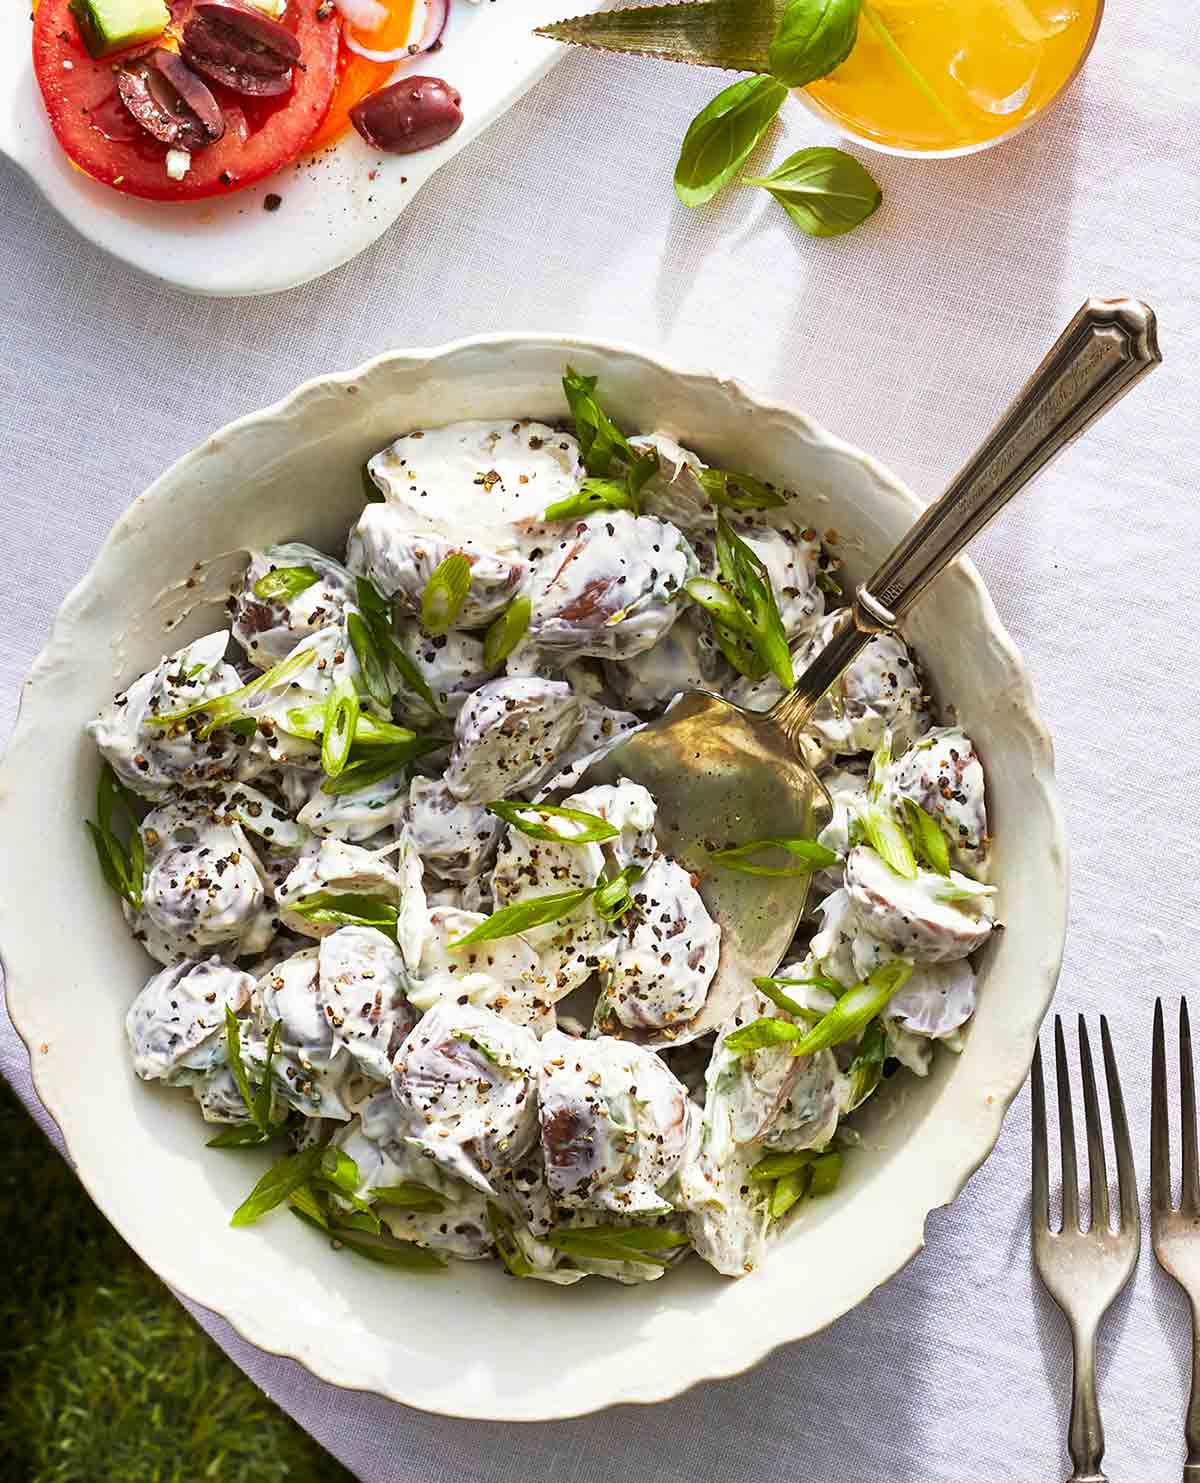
top-left (771, 297), bottom-right (1161, 739)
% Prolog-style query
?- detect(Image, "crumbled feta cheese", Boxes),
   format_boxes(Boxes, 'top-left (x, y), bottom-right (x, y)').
top-left (165, 149), bottom-right (192, 181)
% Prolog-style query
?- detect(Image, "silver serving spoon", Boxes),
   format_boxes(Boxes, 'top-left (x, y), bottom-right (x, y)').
top-left (577, 298), bottom-right (1160, 1045)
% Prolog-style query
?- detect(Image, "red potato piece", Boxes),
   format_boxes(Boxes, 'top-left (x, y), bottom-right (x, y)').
top-left (32, 0), bottom-right (339, 201)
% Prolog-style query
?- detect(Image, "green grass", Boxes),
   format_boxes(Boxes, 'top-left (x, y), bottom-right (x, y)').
top-left (0, 1079), bottom-right (356, 1483)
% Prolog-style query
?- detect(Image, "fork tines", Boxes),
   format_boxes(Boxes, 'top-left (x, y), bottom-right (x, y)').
top-left (1152, 996), bottom-right (1200, 1217)
top-left (1033, 1013), bottom-right (1139, 1236)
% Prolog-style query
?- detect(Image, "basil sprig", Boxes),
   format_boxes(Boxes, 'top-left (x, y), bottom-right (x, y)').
top-left (287, 890), bottom-right (400, 939)
top-left (744, 146), bottom-right (882, 237)
top-left (447, 864), bottom-right (643, 948)
top-left (726, 960), bottom-right (913, 1057)
top-left (698, 467), bottom-right (788, 513)
top-left (486, 799), bottom-right (620, 844)
top-left (545, 1224), bottom-right (689, 1267)
top-left (252, 564), bottom-right (320, 604)
top-left (685, 514), bottom-right (794, 689)
top-left (768, 0), bottom-right (860, 85)
top-left (709, 834), bottom-right (837, 877)
top-left (85, 762), bottom-right (144, 912)
top-left (673, 0), bottom-right (882, 240)
top-left (483, 595), bottom-right (532, 667)
top-left (674, 75), bottom-right (788, 208)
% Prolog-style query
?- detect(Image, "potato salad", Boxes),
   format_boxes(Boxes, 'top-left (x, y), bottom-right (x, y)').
top-left (85, 370), bottom-right (996, 1283)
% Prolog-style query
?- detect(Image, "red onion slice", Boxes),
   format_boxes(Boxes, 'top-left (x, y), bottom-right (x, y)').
top-left (342, 0), bottom-right (449, 63)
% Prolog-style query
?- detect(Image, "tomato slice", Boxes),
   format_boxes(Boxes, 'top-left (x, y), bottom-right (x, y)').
top-left (32, 0), bottom-right (340, 201)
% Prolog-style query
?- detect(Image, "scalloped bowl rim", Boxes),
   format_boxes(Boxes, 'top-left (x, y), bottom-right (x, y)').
top-left (0, 333), bottom-right (1067, 1420)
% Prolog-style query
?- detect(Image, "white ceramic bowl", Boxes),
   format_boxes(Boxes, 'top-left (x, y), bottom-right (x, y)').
top-left (0, 335), bottom-right (1067, 1420)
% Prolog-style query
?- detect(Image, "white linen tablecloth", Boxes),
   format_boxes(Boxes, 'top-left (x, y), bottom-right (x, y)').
top-left (3, 0), bottom-right (1199, 1474)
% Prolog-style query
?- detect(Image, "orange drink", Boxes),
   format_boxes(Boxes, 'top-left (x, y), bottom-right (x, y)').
top-left (805, 0), bottom-right (1102, 154)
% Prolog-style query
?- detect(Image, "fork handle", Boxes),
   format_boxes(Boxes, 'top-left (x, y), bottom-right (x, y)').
top-left (1067, 1317), bottom-right (1107, 1483)
top-left (1186, 1295), bottom-right (1200, 1479)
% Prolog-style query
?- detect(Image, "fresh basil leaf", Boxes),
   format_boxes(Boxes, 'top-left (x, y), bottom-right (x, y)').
top-left (347, 611), bottom-right (392, 710)
top-left (252, 564), bottom-right (320, 604)
top-left (593, 864), bottom-right (644, 922)
top-left (361, 462), bottom-right (385, 503)
top-left (543, 477), bottom-right (638, 521)
top-left (770, 1166), bottom-right (811, 1218)
top-left (488, 1203), bottom-right (534, 1278)
top-left (288, 1183), bottom-right (330, 1229)
top-left (752, 977), bottom-right (824, 1019)
top-left (486, 800), bottom-right (620, 845)
top-left (768, 0), bottom-right (860, 86)
top-left (333, 1233), bottom-right (447, 1271)
top-left (698, 468), bottom-right (788, 512)
top-left (903, 798), bottom-right (951, 875)
top-left (859, 804), bottom-right (917, 879)
top-left (788, 960), bottom-right (913, 1057)
top-left (373, 1183), bottom-right (446, 1212)
top-left (288, 891), bottom-right (400, 938)
top-left (447, 886), bottom-right (597, 948)
top-left (483, 595), bottom-right (532, 668)
top-left (675, 75), bottom-right (788, 208)
top-left (750, 1150), bottom-right (818, 1182)
top-left (420, 553), bottom-right (472, 635)
top-left (231, 1145), bottom-right (326, 1227)
top-left (745, 145), bottom-right (881, 237)
top-left (724, 1017), bottom-right (806, 1055)
top-left (206, 1123), bottom-right (272, 1149)
top-left (807, 1149), bottom-right (843, 1196)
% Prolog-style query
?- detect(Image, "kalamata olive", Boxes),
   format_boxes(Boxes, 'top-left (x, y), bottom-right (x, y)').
top-left (116, 49), bottom-right (225, 151)
top-left (350, 76), bottom-right (463, 155)
top-left (182, 0), bottom-right (299, 97)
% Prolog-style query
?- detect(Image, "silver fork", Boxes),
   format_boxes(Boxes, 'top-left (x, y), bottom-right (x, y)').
top-left (1033, 1014), bottom-right (1140, 1483)
top-left (1151, 997), bottom-right (1200, 1481)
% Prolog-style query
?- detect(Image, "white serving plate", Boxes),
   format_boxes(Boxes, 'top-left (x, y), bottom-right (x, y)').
top-left (0, 3), bottom-right (570, 296)
top-left (0, 335), bottom-right (1067, 1420)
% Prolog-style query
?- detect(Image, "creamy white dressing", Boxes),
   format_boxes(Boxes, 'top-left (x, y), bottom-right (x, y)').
top-left (92, 415), bottom-right (997, 1284)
